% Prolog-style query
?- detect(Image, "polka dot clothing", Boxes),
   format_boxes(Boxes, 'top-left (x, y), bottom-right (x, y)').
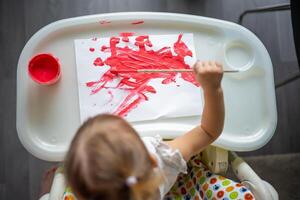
top-left (163, 155), bottom-right (255, 200)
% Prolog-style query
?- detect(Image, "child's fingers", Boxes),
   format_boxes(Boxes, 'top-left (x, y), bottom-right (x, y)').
top-left (197, 61), bottom-right (208, 73)
top-left (193, 61), bottom-right (203, 73)
top-left (204, 61), bottom-right (216, 72)
top-left (193, 62), bottom-right (199, 72)
top-left (204, 61), bottom-right (210, 68)
top-left (200, 62), bottom-right (208, 73)
top-left (194, 61), bottom-right (223, 74)
top-left (215, 61), bottom-right (222, 68)
top-left (206, 61), bottom-right (223, 73)
top-left (215, 62), bottom-right (223, 72)
top-left (200, 61), bottom-right (205, 68)
top-left (208, 61), bottom-right (214, 67)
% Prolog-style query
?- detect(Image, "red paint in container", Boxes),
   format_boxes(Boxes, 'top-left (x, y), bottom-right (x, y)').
top-left (28, 54), bottom-right (61, 85)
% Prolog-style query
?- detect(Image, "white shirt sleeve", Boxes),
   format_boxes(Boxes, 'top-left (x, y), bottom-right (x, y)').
top-left (142, 135), bottom-right (187, 198)
top-left (39, 193), bottom-right (49, 200)
top-left (39, 168), bottom-right (67, 200)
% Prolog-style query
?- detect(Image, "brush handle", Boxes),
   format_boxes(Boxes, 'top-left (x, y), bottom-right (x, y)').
top-left (111, 69), bottom-right (239, 73)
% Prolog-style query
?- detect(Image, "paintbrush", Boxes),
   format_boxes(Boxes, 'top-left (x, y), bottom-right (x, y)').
top-left (111, 69), bottom-right (239, 73)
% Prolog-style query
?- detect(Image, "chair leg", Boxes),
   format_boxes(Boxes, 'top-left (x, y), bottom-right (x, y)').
top-left (238, 3), bottom-right (291, 24)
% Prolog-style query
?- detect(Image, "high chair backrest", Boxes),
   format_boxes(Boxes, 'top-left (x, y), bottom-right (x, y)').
top-left (201, 146), bottom-right (228, 174)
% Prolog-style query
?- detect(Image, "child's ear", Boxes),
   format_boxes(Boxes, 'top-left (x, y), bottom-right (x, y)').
top-left (149, 154), bottom-right (158, 167)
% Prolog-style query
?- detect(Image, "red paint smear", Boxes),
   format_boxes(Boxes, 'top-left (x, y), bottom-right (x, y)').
top-left (101, 45), bottom-right (109, 52)
top-left (89, 47), bottom-right (95, 52)
top-left (131, 20), bottom-right (144, 25)
top-left (119, 32), bottom-right (135, 42)
top-left (99, 20), bottom-right (111, 25)
top-left (174, 34), bottom-right (192, 57)
top-left (119, 32), bottom-right (135, 37)
top-left (86, 34), bottom-right (199, 117)
top-left (28, 53), bottom-right (60, 84)
top-left (93, 57), bottom-right (104, 66)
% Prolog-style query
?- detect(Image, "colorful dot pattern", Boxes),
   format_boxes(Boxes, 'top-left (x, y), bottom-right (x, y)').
top-left (63, 187), bottom-right (76, 200)
top-left (163, 155), bottom-right (255, 200)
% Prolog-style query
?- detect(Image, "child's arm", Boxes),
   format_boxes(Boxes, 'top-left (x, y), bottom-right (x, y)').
top-left (166, 61), bottom-right (224, 161)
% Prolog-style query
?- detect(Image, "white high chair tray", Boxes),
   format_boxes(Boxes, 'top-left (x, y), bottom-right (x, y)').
top-left (17, 12), bottom-right (277, 161)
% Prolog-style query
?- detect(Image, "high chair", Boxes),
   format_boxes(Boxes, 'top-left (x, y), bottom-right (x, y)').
top-left (16, 12), bottom-right (279, 200)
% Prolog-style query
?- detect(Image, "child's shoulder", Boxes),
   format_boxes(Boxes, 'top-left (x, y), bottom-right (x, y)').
top-left (142, 135), bottom-right (187, 172)
top-left (141, 135), bottom-right (162, 155)
top-left (142, 135), bottom-right (187, 196)
top-left (142, 135), bottom-right (163, 147)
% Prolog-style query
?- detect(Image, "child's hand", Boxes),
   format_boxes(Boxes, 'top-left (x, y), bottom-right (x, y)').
top-left (193, 61), bottom-right (223, 91)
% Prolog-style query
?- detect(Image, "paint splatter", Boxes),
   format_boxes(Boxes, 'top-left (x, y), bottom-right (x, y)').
top-left (91, 37), bottom-right (97, 41)
top-left (93, 57), bottom-right (104, 66)
top-left (99, 20), bottom-right (111, 25)
top-left (131, 20), bottom-right (144, 25)
top-left (87, 34), bottom-right (198, 117)
top-left (119, 32), bottom-right (135, 42)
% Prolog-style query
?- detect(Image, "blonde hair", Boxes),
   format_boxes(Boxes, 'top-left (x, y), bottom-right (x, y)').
top-left (64, 114), bottom-right (162, 200)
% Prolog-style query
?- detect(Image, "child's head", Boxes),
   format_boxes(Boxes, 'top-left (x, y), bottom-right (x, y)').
top-left (64, 114), bottom-right (161, 200)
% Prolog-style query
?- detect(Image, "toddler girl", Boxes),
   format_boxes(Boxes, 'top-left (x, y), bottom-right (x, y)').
top-left (40, 61), bottom-right (254, 200)
top-left (64, 60), bottom-right (224, 200)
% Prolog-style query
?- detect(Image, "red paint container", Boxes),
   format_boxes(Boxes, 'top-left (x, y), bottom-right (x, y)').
top-left (28, 54), bottom-right (61, 85)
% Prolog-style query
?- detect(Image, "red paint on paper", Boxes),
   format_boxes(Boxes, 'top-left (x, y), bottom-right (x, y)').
top-left (119, 32), bottom-right (135, 37)
top-left (93, 57), bottom-right (104, 66)
top-left (86, 34), bottom-right (198, 117)
top-left (131, 20), bottom-right (144, 25)
top-left (174, 34), bottom-right (192, 58)
top-left (28, 53), bottom-right (60, 85)
top-left (101, 45), bottom-right (109, 52)
top-left (119, 32), bottom-right (135, 42)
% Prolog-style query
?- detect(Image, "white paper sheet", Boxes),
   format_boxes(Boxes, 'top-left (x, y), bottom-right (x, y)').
top-left (74, 33), bottom-right (203, 123)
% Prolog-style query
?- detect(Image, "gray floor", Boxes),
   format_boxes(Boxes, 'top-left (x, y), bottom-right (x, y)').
top-left (1, 0), bottom-right (300, 199)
